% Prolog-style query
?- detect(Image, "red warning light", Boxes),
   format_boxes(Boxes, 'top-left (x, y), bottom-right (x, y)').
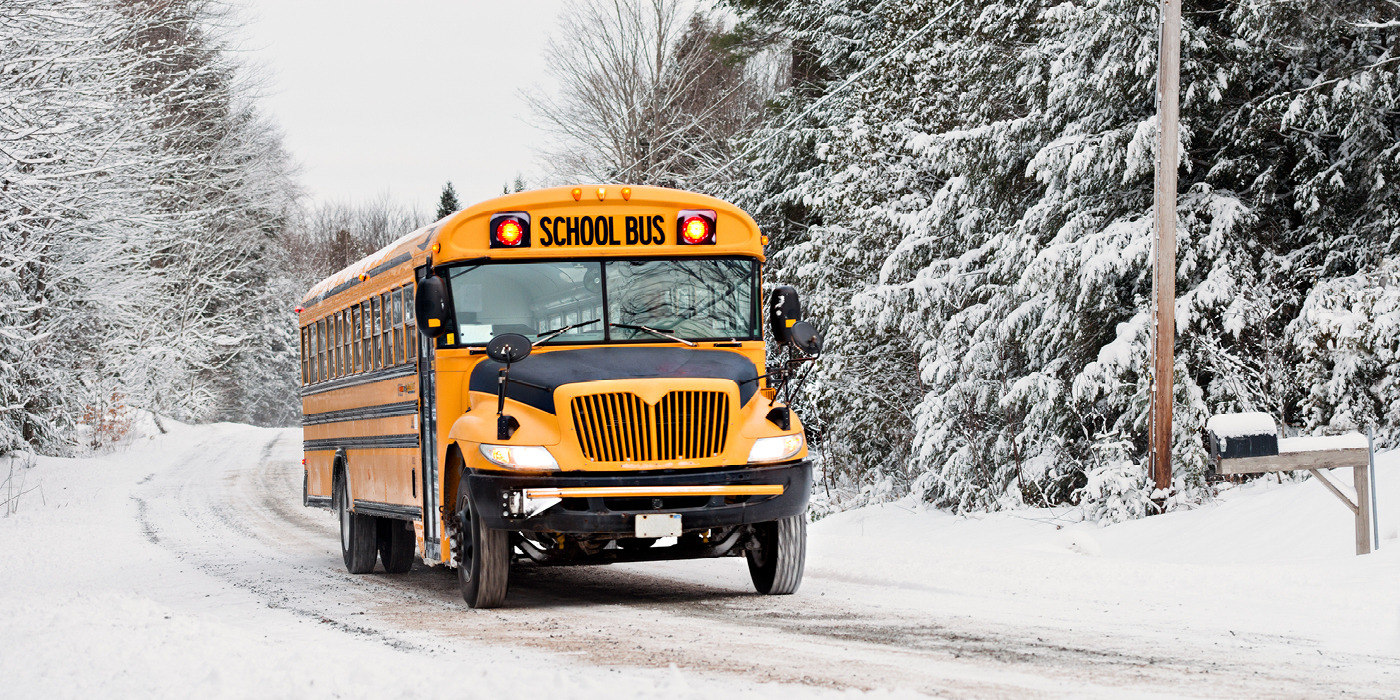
top-left (496, 219), bottom-right (523, 246)
top-left (489, 212), bottom-right (531, 248)
top-left (681, 217), bottom-right (709, 244)
top-left (676, 210), bottom-right (716, 245)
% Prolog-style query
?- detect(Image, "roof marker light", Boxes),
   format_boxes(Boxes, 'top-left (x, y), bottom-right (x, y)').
top-left (596, 187), bottom-right (606, 201)
top-left (431, 243), bottom-right (440, 254)
top-left (571, 187), bottom-right (582, 201)
top-left (621, 187), bottom-right (632, 201)
top-left (357, 273), bottom-right (368, 281)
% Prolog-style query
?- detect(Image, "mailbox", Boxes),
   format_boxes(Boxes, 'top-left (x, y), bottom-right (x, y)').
top-left (1205, 412), bottom-right (1279, 460)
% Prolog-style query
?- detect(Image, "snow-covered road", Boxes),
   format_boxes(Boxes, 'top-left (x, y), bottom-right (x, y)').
top-left (3, 422), bottom-right (1397, 698)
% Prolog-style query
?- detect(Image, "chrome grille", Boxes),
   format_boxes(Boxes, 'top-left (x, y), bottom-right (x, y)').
top-left (571, 391), bottom-right (730, 462)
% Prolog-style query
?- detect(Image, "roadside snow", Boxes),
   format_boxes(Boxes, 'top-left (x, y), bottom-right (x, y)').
top-left (0, 422), bottom-right (874, 700)
top-left (2, 420), bottom-right (1397, 697)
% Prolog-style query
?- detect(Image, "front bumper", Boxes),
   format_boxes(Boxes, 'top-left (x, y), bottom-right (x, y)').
top-left (466, 460), bottom-right (812, 534)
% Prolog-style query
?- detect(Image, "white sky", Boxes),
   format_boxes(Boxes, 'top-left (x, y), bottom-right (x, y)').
top-left (229, 1), bottom-right (570, 213)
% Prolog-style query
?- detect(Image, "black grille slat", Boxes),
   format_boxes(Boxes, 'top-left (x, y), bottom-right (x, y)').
top-left (572, 390), bottom-right (729, 463)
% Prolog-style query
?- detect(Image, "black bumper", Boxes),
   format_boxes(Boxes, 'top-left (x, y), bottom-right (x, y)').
top-left (467, 460), bottom-right (812, 534)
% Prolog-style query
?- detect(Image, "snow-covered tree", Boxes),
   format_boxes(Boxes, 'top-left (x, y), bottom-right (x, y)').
top-left (720, 0), bottom-right (1400, 519)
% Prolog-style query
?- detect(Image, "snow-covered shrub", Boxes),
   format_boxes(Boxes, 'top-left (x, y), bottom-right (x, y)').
top-left (1291, 259), bottom-right (1400, 445)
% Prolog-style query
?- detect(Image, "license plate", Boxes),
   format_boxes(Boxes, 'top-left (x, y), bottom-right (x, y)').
top-left (635, 513), bottom-right (682, 538)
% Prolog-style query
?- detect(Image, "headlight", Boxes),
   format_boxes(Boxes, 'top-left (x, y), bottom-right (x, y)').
top-left (479, 444), bottom-right (559, 471)
top-left (748, 434), bottom-right (804, 464)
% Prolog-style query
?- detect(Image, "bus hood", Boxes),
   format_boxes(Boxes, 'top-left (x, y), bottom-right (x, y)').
top-left (468, 347), bottom-right (760, 414)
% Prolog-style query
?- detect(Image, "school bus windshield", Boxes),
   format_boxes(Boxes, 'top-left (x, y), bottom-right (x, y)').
top-left (446, 258), bottom-right (759, 345)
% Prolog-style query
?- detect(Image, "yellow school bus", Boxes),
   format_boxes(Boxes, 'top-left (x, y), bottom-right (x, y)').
top-left (298, 185), bottom-right (822, 608)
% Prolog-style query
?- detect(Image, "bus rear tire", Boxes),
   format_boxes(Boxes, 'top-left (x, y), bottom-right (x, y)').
top-left (378, 518), bottom-right (415, 574)
top-left (335, 472), bottom-right (377, 574)
top-left (746, 515), bottom-right (806, 595)
top-left (456, 489), bottom-right (509, 608)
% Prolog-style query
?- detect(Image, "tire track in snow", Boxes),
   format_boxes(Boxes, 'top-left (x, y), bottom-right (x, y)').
top-left (133, 425), bottom-right (1400, 699)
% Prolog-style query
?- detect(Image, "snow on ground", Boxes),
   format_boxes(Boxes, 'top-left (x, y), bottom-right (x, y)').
top-left (0, 422), bottom-right (873, 700)
top-left (2, 420), bottom-right (1397, 698)
top-left (809, 462), bottom-right (1400, 661)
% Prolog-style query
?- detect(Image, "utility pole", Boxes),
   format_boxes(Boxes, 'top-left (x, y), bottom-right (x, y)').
top-left (1149, 0), bottom-right (1182, 494)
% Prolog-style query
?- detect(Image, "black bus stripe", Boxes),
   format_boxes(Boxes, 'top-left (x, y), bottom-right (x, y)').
top-left (302, 400), bottom-right (418, 426)
top-left (303, 434), bottom-right (419, 452)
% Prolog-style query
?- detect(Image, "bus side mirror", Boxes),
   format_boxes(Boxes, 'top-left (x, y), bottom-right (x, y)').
top-left (486, 333), bottom-right (532, 364)
top-left (789, 321), bottom-right (823, 356)
top-left (415, 276), bottom-right (449, 338)
top-left (769, 285), bottom-right (801, 345)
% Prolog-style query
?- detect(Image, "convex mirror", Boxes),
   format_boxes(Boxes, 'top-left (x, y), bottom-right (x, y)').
top-left (486, 333), bottom-right (532, 364)
top-left (789, 321), bottom-right (823, 356)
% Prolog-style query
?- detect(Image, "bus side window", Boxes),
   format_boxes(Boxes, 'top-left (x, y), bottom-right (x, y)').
top-left (342, 309), bottom-right (352, 376)
top-left (330, 313), bottom-right (339, 379)
top-left (310, 322), bottom-right (318, 384)
top-left (393, 287), bottom-right (405, 366)
top-left (351, 305), bottom-right (362, 373)
top-left (335, 311), bottom-right (345, 378)
top-left (364, 301), bottom-right (375, 372)
top-left (381, 293), bottom-right (392, 366)
top-left (404, 287), bottom-right (416, 364)
top-left (316, 318), bottom-right (326, 383)
top-left (299, 327), bottom-right (308, 386)
top-left (370, 296), bottom-right (381, 369)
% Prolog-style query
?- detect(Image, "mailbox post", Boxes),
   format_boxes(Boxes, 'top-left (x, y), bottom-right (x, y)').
top-left (1206, 413), bottom-right (1378, 555)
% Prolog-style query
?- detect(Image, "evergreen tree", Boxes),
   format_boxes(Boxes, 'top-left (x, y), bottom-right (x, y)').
top-left (722, 0), bottom-right (1400, 519)
top-left (437, 181), bottom-right (461, 219)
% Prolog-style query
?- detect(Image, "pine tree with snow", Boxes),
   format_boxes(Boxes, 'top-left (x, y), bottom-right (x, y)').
top-left (719, 0), bottom-right (1400, 520)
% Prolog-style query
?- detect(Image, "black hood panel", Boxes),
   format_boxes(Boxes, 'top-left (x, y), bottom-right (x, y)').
top-left (468, 347), bottom-right (760, 414)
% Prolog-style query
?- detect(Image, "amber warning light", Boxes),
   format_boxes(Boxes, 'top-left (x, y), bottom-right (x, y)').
top-left (677, 209), bottom-right (716, 245)
top-left (490, 212), bottom-right (530, 248)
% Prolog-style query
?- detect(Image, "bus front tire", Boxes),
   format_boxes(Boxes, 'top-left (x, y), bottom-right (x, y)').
top-left (456, 490), bottom-right (509, 608)
top-left (746, 515), bottom-right (806, 595)
top-left (378, 518), bottom-right (415, 574)
top-left (335, 473), bottom-right (377, 574)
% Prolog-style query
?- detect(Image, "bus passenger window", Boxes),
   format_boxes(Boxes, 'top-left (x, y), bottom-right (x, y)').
top-left (370, 297), bottom-right (382, 369)
top-left (404, 288), bottom-right (416, 363)
top-left (343, 309), bottom-right (353, 375)
top-left (360, 301), bottom-right (371, 371)
top-left (310, 322), bottom-right (318, 384)
top-left (351, 305), bottom-right (361, 373)
top-left (381, 293), bottom-right (393, 366)
top-left (393, 288), bottom-right (405, 365)
top-left (316, 319), bottom-right (326, 383)
top-left (335, 312), bottom-right (345, 378)
top-left (302, 326), bottom-right (310, 386)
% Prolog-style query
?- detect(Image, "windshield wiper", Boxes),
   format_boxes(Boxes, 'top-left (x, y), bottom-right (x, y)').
top-left (609, 323), bottom-right (698, 347)
top-left (533, 318), bottom-right (600, 345)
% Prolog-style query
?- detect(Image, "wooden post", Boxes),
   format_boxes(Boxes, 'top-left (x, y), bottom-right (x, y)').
top-left (1355, 434), bottom-right (1375, 555)
top-left (1149, 0), bottom-right (1182, 493)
